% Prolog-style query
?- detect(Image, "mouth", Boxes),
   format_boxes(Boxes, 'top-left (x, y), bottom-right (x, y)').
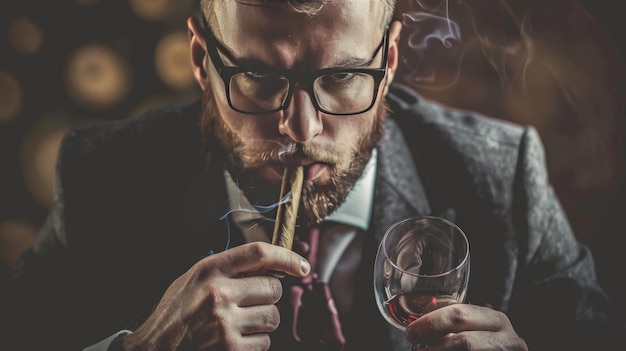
top-left (302, 162), bottom-right (327, 181)
top-left (267, 157), bottom-right (330, 182)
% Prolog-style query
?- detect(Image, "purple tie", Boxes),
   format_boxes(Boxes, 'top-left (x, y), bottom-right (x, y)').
top-left (276, 226), bottom-right (347, 350)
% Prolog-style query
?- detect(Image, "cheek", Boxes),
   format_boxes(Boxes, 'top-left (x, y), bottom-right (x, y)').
top-left (217, 101), bottom-right (279, 142)
top-left (324, 114), bottom-right (376, 148)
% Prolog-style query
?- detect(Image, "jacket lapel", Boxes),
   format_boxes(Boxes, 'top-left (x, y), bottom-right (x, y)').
top-left (371, 117), bottom-right (432, 243)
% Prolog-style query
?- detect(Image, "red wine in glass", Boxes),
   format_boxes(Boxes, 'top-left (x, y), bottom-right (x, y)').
top-left (384, 292), bottom-right (458, 326)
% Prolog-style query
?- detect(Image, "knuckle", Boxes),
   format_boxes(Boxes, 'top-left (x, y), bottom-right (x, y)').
top-left (269, 305), bottom-right (280, 329)
top-left (258, 334), bottom-right (271, 351)
top-left (447, 304), bottom-right (470, 326)
top-left (189, 260), bottom-right (208, 279)
top-left (493, 309), bottom-right (509, 325)
top-left (259, 306), bottom-right (280, 330)
top-left (247, 242), bottom-right (271, 261)
top-left (205, 283), bottom-right (230, 307)
top-left (268, 277), bottom-right (283, 302)
top-left (193, 257), bottom-right (221, 280)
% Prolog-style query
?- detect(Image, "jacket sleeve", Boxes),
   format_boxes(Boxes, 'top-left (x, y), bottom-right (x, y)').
top-left (2, 131), bottom-right (103, 351)
top-left (508, 127), bottom-right (625, 350)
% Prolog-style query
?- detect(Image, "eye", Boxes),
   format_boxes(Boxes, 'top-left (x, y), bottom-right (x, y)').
top-left (324, 72), bottom-right (355, 82)
top-left (244, 71), bottom-right (271, 80)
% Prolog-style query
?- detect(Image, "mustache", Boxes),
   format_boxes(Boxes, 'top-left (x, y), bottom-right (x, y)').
top-left (279, 143), bottom-right (341, 164)
top-left (237, 140), bottom-right (345, 169)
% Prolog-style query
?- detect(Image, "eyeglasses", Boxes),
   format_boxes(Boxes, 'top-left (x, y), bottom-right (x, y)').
top-left (201, 18), bottom-right (389, 116)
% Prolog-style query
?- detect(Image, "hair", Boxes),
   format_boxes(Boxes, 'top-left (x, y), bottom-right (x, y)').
top-left (200, 0), bottom-right (397, 29)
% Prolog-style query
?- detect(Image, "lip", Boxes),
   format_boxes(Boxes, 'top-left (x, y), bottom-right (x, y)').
top-left (303, 162), bottom-right (327, 181)
top-left (268, 159), bottom-right (328, 182)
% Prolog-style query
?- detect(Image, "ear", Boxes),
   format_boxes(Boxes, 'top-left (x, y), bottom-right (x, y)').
top-left (187, 16), bottom-right (210, 91)
top-left (382, 20), bottom-right (402, 96)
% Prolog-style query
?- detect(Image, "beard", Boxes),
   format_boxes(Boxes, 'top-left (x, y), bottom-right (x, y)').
top-left (200, 90), bottom-right (388, 226)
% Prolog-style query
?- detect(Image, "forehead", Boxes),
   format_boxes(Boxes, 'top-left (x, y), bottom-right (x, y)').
top-left (212, 0), bottom-right (385, 67)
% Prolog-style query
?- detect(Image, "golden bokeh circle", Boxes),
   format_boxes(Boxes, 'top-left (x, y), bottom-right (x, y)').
top-left (154, 31), bottom-right (196, 91)
top-left (65, 43), bottom-right (132, 110)
top-left (0, 70), bottom-right (23, 124)
top-left (129, 0), bottom-right (172, 22)
top-left (7, 16), bottom-right (43, 55)
top-left (0, 220), bottom-right (37, 266)
top-left (20, 115), bottom-right (72, 209)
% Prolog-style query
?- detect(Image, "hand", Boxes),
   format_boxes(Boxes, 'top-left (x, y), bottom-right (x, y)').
top-left (120, 242), bottom-right (311, 351)
top-left (405, 304), bottom-right (528, 350)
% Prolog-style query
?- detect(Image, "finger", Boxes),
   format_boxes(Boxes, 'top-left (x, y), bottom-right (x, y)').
top-left (214, 241), bottom-right (310, 278)
top-left (238, 304), bottom-right (281, 335)
top-left (406, 304), bottom-right (511, 343)
top-left (194, 305), bottom-right (276, 351)
top-left (230, 275), bottom-right (283, 306)
top-left (240, 334), bottom-right (272, 351)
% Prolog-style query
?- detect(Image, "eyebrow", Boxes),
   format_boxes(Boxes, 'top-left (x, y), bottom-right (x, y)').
top-left (333, 56), bottom-right (377, 68)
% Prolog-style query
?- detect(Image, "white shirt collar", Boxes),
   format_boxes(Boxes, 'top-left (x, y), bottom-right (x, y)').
top-left (323, 148), bottom-right (377, 231)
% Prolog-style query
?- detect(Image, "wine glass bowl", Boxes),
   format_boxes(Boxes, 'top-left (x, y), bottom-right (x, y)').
top-left (374, 216), bottom-right (470, 331)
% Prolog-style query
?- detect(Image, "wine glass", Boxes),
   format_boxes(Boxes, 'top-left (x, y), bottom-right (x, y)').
top-left (373, 216), bottom-right (470, 349)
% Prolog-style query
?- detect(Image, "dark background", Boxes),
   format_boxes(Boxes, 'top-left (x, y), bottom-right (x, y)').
top-left (1, 0), bottom-right (624, 318)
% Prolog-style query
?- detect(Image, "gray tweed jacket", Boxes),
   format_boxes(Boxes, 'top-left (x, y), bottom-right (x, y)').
top-left (3, 84), bottom-right (623, 351)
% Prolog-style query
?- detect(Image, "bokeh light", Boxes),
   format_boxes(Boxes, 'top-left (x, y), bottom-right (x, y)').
top-left (129, 0), bottom-right (172, 22)
top-left (7, 16), bottom-right (43, 55)
top-left (20, 114), bottom-right (73, 209)
top-left (65, 43), bottom-right (133, 111)
top-left (155, 31), bottom-right (196, 91)
top-left (0, 71), bottom-right (23, 124)
top-left (0, 220), bottom-right (37, 267)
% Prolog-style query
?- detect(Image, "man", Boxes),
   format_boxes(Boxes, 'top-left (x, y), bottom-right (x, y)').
top-left (3, 1), bottom-right (623, 350)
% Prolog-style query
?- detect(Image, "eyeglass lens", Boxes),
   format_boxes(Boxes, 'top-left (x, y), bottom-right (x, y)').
top-left (228, 71), bottom-right (376, 114)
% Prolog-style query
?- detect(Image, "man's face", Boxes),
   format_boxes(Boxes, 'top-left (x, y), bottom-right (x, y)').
top-left (193, 0), bottom-right (398, 224)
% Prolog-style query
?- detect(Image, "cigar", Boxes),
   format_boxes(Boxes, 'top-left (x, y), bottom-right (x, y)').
top-left (271, 165), bottom-right (304, 250)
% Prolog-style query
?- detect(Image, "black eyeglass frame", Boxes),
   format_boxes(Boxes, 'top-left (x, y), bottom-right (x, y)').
top-left (200, 16), bottom-right (390, 116)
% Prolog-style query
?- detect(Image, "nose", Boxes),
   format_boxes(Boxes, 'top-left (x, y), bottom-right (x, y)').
top-left (278, 87), bottom-right (323, 143)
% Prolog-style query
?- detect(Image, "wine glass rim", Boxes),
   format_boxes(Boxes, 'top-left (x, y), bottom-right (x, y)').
top-left (381, 215), bottom-right (470, 278)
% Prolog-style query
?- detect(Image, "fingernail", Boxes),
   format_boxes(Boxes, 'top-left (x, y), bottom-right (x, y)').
top-left (300, 258), bottom-right (311, 275)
